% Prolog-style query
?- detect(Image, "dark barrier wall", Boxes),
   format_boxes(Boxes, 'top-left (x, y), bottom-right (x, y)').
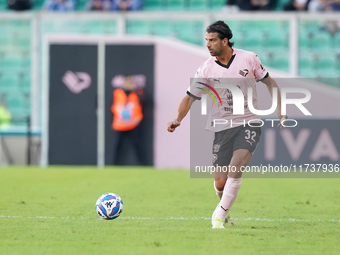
top-left (104, 45), bottom-right (154, 166)
top-left (48, 44), bottom-right (154, 166)
top-left (49, 44), bottom-right (98, 165)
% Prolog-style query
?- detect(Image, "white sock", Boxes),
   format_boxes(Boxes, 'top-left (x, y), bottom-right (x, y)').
top-left (216, 177), bottom-right (242, 219)
top-left (214, 181), bottom-right (223, 200)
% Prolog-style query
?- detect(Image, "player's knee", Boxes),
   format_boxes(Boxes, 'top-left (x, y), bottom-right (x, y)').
top-left (231, 149), bottom-right (252, 169)
top-left (214, 178), bottom-right (227, 191)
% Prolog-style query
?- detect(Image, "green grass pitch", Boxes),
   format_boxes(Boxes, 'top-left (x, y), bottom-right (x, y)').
top-left (0, 166), bottom-right (340, 254)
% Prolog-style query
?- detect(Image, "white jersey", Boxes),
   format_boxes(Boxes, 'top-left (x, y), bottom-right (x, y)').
top-left (187, 48), bottom-right (268, 132)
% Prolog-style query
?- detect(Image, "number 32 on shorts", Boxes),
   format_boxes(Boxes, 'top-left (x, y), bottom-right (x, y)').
top-left (245, 129), bottom-right (256, 142)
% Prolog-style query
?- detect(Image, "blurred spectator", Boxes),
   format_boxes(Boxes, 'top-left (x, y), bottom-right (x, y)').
top-left (87, 0), bottom-right (113, 10)
top-left (308, 0), bottom-right (340, 11)
top-left (330, 0), bottom-right (340, 10)
top-left (7, 0), bottom-right (32, 11)
top-left (306, 0), bottom-right (340, 34)
top-left (227, 0), bottom-right (276, 10)
top-left (111, 76), bottom-right (146, 165)
top-left (284, 0), bottom-right (310, 10)
top-left (0, 104), bottom-right (11, 129)
top-left (111, 0), bottom-right (142, 10)
top-left (44, 0), bottom-right (76, 11)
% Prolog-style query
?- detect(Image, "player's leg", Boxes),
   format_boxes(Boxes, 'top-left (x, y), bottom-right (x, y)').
top-left (214, 178), bottom-right (225, 199)
top-left (211, 129), bottom-right (236, 228)
top-left (212, 176), bottom-right (233, 226)
top-left (213, 125), bottom-right (261, 227)
top-left (213, 141), bottom-right (232, 200)
top-left (214, 149), bottom-right (250, 197)
top-left (215, 149), bottom-right (251, 216)
top-left (212, 173), bottom-right (227, 227)
top-left (212, 128), bottom-right (235, 197)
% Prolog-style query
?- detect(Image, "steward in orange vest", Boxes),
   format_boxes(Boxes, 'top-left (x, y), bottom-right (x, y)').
top-left (111, 88), bottom-right (143, 131)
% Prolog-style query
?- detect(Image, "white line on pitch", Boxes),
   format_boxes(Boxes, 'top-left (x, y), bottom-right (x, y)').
top-left (1, 215), bottom-right (340, 222)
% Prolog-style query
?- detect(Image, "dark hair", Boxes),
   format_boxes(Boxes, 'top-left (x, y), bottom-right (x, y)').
top-left (206, 20), bottom-right (234, 48)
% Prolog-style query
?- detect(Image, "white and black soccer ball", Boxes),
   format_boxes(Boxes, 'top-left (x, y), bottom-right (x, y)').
top-left (95, 193), bottom-right (123, 220)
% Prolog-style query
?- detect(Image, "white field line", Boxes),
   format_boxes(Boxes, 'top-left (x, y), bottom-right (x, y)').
top-left (1, 215), bottom-right (340, 223)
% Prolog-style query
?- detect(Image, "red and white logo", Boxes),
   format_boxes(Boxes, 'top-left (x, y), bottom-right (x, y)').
top-left (62, 71), bottom-right (91, 94)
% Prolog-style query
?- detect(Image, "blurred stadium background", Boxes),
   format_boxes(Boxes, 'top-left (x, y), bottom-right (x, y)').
top-left (0, 2), bottom-right (339, 166)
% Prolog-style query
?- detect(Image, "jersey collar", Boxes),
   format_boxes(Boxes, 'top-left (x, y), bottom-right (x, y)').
top-left (215, 54), bottom-right (236, 69)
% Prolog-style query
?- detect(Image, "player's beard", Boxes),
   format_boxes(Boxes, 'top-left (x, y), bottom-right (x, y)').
top-left (209, 44), bottom-right (223, 57)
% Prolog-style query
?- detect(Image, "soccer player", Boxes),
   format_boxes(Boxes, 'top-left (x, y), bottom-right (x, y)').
top-left (167, 20), bottom-right (287, 229)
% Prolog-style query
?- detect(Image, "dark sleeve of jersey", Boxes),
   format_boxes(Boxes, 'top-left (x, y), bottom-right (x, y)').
top-left (186, 91), bottom-right (201, 100)
top-left (257, 72), bottom-right (269, 82)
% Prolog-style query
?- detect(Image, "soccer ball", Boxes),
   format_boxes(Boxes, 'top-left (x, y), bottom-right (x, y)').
top-left (95, 193), bottom-right (123, 220)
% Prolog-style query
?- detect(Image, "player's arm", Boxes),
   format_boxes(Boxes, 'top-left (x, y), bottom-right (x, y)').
top-left (167, 94), bottom-right (196, 132)
top-left (261, 75), bottom-right (288, 128)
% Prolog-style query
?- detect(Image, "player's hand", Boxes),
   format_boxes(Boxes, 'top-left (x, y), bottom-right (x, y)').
top-left (167, 120), bottom-right (181, 132)
top-left (277, 115), bottom-right (288, 129)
